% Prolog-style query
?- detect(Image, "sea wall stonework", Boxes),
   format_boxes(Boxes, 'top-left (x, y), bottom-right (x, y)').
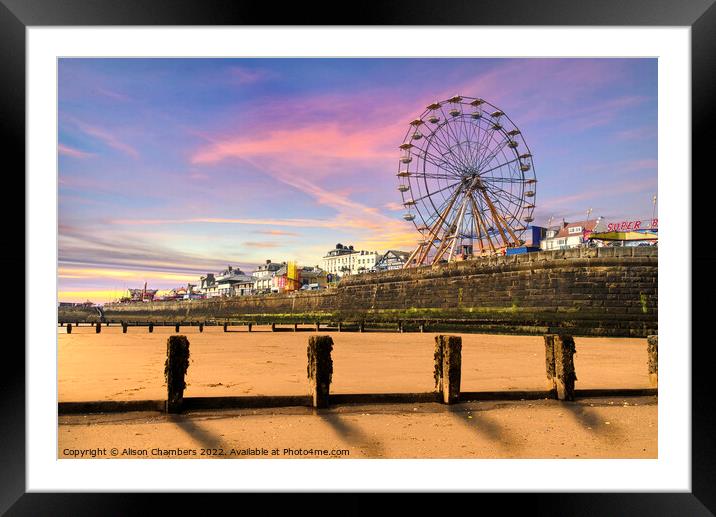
top-left (59, 247), bottom-right (657, 337)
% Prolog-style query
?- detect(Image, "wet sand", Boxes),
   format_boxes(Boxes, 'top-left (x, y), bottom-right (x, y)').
top-left (58, 397), bottom-right (657, 459)
top-left (58, 326), bottom-right (653, 402)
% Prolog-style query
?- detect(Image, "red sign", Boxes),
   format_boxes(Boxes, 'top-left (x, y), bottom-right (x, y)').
top-left (605, 219), bottom-right (658, 232)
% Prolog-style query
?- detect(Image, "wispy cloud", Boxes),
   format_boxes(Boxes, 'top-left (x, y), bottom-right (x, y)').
top-left (614, 126), bottom-right (657, 141)
top-left (228, 65), bottom-right (276, 85)
top-left (72, 119), bottom-right (140, 158)
top-left (59, 143), bottom-right (94, 159)
top-left (242, 241), bottom-right (283, 248)
top-left (254, 229), bottom-right (300, 236)
top-left (95, 87), bottom-right (131, 102)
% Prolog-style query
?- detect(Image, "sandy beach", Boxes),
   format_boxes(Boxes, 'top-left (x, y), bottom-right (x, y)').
top-left (58, 397), bottom-right (657, 459)
top-left (58, 326), bottom-right (653, 402)
top-left (58, 327), bottom-right (657, 459)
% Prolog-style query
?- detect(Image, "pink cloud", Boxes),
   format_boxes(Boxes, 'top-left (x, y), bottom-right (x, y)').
top-left (191, 123), bottom-right (397, 165)
top-left (59, 143), bottom-right (94, 159)
top-left (242, 241), bottom-right (283, 248)
top-left (73, 119), bottom-right (139, 158)
top-left (254, 229), bottom-right (300, 236)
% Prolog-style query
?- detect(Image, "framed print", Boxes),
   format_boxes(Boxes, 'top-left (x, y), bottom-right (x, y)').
top-left (5, 0), bottom-right (714, 513)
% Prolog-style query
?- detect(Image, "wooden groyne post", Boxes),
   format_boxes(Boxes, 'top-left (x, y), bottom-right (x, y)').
top-left (647, 335), bottom-right (658, 387)
top-left (175, 323), bottom-right (180, 333)
top-left (544, 334), bottom-right (577, 401)
top-left (95, 322), bottom-right (101, 334)
top-left (199, 323), bottom-right (204, 333)
top-left (307, 335), bottom-right (333, 408)
top-left (122, 322), bottom-right (128, 334)
top-left (434, 335), bottom-right (462, 404)
top-left (148, 323), bottom-right (154, 333)
top-left (66, 323), bottom-right (72, 334)
top-left (165, 335), bottom-right (190, 413)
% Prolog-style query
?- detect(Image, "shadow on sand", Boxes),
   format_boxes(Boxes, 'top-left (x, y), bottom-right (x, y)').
top-left (561, 402), bottom-right (624, 440)
top-left (446, 404), bottom-right (523, 454)
top-left (317, 411), bottom-right (385, 458)
top-left (168, 414), bottom-right (232, 452)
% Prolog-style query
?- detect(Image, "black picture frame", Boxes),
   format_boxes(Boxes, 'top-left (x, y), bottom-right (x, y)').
top-left (4, 0), bottom-right (712, 514)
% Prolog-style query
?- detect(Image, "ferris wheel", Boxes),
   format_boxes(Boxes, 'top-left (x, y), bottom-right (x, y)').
top-left (398, 95), bottom-right (537, 267)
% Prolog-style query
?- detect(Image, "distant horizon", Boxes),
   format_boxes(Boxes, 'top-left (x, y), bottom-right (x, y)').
top-left (59, 58), bottom-right (658, 303)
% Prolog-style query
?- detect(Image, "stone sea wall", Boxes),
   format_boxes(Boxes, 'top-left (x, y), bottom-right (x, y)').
top-left (58, 247), bottom-right (657, 337)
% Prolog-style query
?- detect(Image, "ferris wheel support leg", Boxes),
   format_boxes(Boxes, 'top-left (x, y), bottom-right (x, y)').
top-left (468, 192), bottom-right (486, 255)
top-left (404, 244), bottom-right (424, 269)
top-left (499, 210), bottom-right (522, 247)
top-left (432, 212), bottom-right (463, 264)
top-left (473, 196), bottom-right (497, 254)
top-left (446, 195), bottom-right (469, 262)
top-left (415, 186), bottom-right (463, 266)
top-left (480, 187), bottom-right (510, 248)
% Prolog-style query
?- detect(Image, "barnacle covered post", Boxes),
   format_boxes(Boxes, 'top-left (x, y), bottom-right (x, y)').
top-left (545, 334), bottom-right (577, 400)
top-left (307, 335), bottom-right (333, 408)
top-left (434, 335), bottom-right (462, 404)
top-left (647, 335), bottom-right (658, 387)
top-left (544, 335), bottom-right (556, 389)
top-left (165, 335), bottom-right (190, 413)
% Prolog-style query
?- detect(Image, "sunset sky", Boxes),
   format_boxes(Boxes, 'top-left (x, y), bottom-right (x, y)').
top-left (58, 58), bottom-right (657, 303)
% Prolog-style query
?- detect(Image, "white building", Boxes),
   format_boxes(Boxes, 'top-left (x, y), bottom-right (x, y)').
top-left (322, 244), bottom-right (381, 277)
top-left (540, 219), bottom-right (603, 251)
top-left (251, 259), bottom-right (285, 293)
top-left (201, 266), bottom-right (253, 298)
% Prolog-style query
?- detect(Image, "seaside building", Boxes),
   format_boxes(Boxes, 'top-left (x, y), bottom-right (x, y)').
top-left (252, 260), bottom-right (285, 294)
top-left (215, 266), bottom-right (254, 297)
top-left (540, 217), bottom-right (658, 251)
top-left (199, 273), bottom-right (218, 297)
top-left (232, 277), bottom-right (256, 297)
top-left (540, 219), bottom-right (603, 251)
top-left (269, 263), bottom-right (327, 293)
top-left (588, 217), bottom-right (658, 247)
top-left (374, 250), bottom-right (411, 271)
top-left (298, 266), bottom-right (328, 289)
top-left (322, 244), bottom-right (381, 277)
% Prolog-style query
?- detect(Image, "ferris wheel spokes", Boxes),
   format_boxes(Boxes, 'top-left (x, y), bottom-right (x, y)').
top-left (398, 95), bottom-right (536, 267)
